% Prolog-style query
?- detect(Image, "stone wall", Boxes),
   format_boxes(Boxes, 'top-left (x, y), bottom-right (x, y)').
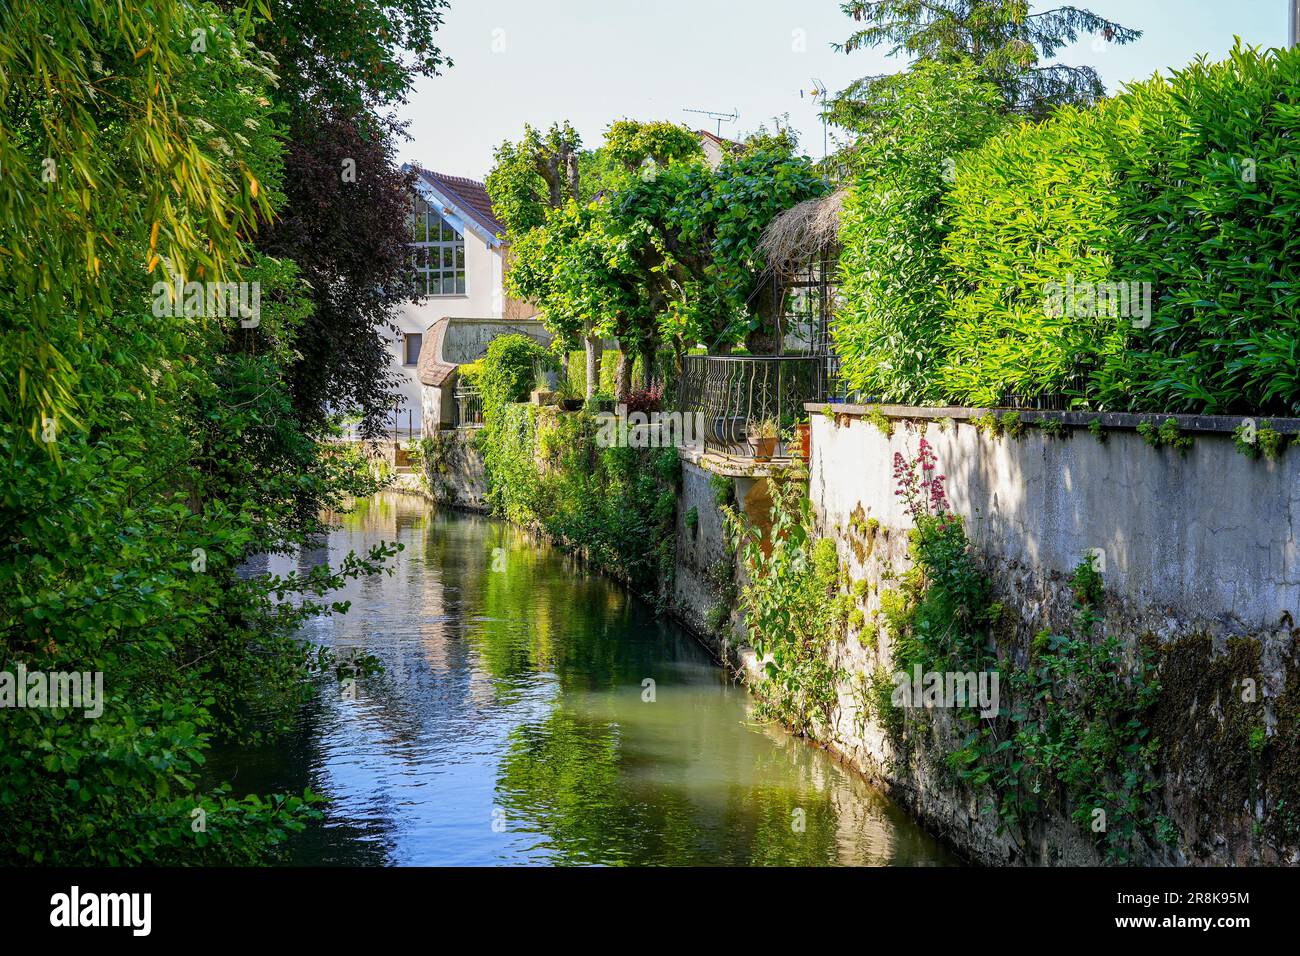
top-left (672, 406), bottom-right (1300, 866)
top-left (422, 427), bottom-right (488, 512)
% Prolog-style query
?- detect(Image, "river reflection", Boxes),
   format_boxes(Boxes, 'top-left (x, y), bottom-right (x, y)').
top-left (211, 493), bottom-right (954, 866)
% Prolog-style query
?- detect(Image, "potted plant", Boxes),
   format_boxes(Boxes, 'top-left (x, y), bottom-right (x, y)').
top-left (792, 417), bottom-right (811, 460)
top-left (530, 364), bottom-right (558, 406)
top-left (748, 417), bottom-right (779, 462)
top-left (556, 376), bottom-right (584, 412)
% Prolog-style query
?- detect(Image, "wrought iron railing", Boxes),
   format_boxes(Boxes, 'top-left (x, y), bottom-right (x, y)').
top-left (678, 354), bottom-right (825, 458)
top-left (454, 380), bottom-right (483, 426)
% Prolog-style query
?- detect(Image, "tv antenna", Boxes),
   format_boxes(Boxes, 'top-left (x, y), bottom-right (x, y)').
top-left (684, 107), bottom-right (739, 138)
top-left (801, 78), bottom-right (830, 159)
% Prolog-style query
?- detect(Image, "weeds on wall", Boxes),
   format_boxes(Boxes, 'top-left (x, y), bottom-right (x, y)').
top-left (878, 441), bottom-right (1169, 863)
top-left (724, 472), bottom-right (849, 737)
top-left (475, 336), bottom-right (680, 603)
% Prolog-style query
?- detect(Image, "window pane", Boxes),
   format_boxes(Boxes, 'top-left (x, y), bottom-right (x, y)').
top-left (405, 333), bottom-right (423, 365)
top-left (455, 274), bottom-right (466, 295)
top-left (454, 246), bottom-right (464, 269)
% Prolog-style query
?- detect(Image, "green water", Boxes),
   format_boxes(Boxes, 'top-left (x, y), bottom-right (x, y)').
top-left (218, 492), bottom-right (953, 866)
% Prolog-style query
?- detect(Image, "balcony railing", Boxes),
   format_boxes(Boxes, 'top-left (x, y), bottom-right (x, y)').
top-left (678, 354), bottom-right (825, 458)
top-left (454, 380), bottom-right (483, 427)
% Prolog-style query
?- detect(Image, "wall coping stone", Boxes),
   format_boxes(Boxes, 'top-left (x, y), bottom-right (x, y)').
top-left (805, 402), bottom-right (1300, 435)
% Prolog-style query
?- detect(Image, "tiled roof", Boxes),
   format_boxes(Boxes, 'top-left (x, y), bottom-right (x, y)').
top-left (413, 168), bottom-right (506, 241)
top-left (695, 129), bottom-right (743, 151)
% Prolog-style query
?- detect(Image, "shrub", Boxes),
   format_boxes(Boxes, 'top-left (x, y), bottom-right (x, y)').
top-left (1096, 44), bottom-right (1300, 415)
top-left (938, 97), bottom-right (1136, 407)
top-left (478, 335), bottom-right (552, 418)
top-left (907, 42), bottom-right (1300, 415)
top-left (834, 63), bottom-right (1007, 405)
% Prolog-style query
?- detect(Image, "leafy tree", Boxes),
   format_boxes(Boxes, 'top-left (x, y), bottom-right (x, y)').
top-left (238, 0), bottom-right (452, 435)
top-left (488, 123), bottom-right (611, 393)
top-left (260, 110), bottom-right (419, 438)
top-left (602, 120), bottom-right (703, 172)
top-left (836, 0), bottom-right (1140, 116)
top-left (487, 122), bottom-right (584, 234)
top-left (1, 0), bottom-right (395, 864)
top-left (248, 0), bottom-right (452, 113)
top-left (0, 0), bottom-right (274, 443)
top-left (615, 142), bottom-right (828, 356)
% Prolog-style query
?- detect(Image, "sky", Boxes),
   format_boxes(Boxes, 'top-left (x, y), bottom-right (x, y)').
top-left (394, 0), bottom-right (1291, 180)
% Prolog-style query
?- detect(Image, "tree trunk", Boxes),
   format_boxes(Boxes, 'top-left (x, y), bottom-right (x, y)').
top-left (615, 349), bottom-right (632, 402)
top-left (745, 275), bottom-right (784, 355)
top-left (584, 331), bottom-right (602, 398)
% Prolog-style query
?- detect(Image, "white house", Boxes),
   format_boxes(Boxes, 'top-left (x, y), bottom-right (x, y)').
top-left (385, 167), bottom-right (541, 436)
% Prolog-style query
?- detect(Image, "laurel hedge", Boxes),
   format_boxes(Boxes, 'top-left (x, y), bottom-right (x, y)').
top-left (836, 43), bottom-right (1300, 415)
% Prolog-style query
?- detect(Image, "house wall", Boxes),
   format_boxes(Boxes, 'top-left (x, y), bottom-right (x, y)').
top-left (389, 229), bottom-right (503, 433)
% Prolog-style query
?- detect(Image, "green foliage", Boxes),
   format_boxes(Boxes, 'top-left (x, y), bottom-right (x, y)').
top-left (726, 477), bottom-right (847, 735)
top-left (0, 0), bottom-right (407, 864)
top-left (1137, 417), bottom-right (1192, 453)
top-left (602, 120), bottom-right (703, 171)
top-left (866, 408), bottom-right (895, 438)
top-left (1234, 420), bottom-right (1286, 461)
top-left (1038, 417), bottom-right (1068, 439)
top-left (1095, 45), bottom-right (1300, 415)
top-left (0, 0), bottom-right (278, 443)
top-left (475, 345), bottom-right (679, 599)
top-left (939, 98), bottom-right (1135, 407)
top-left (486, 122), bottom-right (583, 235)
top-left (710, 472), bottom-right (735, 507)
top-left (881, 446), bottom-right (1166, 862)
top-left (833, 63), bottom-right (1007, 404)
top-left (479, 335), bottom-right (553, 416)
top-left (835, 1), bottom-right (1140, 117)
top-left (864, 44), bottom-right (1300, 416)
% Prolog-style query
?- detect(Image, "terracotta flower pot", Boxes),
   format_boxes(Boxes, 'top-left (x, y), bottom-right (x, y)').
top-left (796, 423), bottom-right (811, 460)
top-left (752, 436), bottom-right (776, 461)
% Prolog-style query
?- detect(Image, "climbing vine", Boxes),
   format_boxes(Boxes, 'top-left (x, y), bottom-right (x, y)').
top-left (879, 440), bottom-right (1170, 862)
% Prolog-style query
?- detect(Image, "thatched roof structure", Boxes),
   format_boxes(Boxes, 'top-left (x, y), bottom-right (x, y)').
top-left (758, 188), bottom-right (847, 278)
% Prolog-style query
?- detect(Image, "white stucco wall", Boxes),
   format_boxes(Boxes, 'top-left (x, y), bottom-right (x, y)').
top-left (387, 228), bottom-right (502, 434)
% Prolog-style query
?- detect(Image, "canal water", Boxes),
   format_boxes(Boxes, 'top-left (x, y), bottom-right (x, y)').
top-left (220, 492), bottom-right (953, 866)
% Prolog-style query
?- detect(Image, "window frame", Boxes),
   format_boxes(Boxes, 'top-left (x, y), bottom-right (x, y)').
top-left (410, 195), bottom-right (468, 298)
top-left (403, 332), bottom-right (423, 367)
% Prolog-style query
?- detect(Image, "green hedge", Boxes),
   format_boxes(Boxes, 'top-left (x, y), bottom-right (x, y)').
top-left (834, 63), bottom-right (1007, 405)
top-left (835, 43), bottom-right (1300, 415)
top-left (939, 98), bottom-right (1135, 406)
top-left (1097, 46), bottom-right (1300, 414)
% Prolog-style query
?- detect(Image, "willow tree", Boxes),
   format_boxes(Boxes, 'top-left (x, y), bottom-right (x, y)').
top-left (0, 0), bottom-right (394, 864)
top-left (0, 0), bottom-right (274, 445)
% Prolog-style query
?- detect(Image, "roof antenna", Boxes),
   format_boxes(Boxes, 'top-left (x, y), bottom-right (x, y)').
top-left (683, 107), bottom-right (739, 139)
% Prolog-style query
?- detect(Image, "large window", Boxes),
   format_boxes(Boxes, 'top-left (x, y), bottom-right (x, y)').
top-left (410, 196), bottom-right (466, 296)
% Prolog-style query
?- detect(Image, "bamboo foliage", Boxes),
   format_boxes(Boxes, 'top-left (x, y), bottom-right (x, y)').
top-left (0, 0), bottom-right (275, 444)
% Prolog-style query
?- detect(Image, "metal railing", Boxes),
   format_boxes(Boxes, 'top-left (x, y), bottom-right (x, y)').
top-left (454, 380), bottom-right (483, 427)
top-left (678, 354), bottom-right (825, 457)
